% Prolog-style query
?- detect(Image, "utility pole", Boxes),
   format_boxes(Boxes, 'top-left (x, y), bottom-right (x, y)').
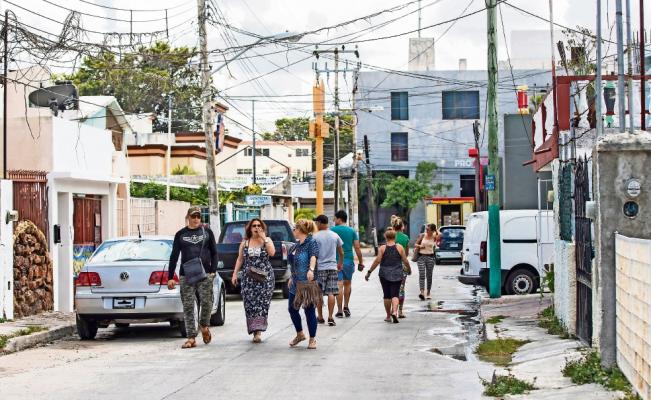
top-left (418, 0), bottom-right (422, 38)
top-left (363, 135), bottom-right (378, 255)
top-left (625, 0), bottom-right (634, 134)
top-left (252, 99), bottom-right (256, 184)
top-left (472, 120), bottom-right (482, 211)
top-left (641, 0), bottom-right (646, 131)
top-left (166, 94), bottom-right (172, 201)
top-left (313, 46), bottom-right (360, 215)
top-left (616, 0), bottom-right (626, 132)
top-left (197, 0), bottom-right (220, 232)
top-left (349, 66), bottom-right (361, 232)
top-left (596, 0), bottom-right (603, 137)
top-left (309, 79), bottom-right (328, 215)
top-left (486, 0), bottom-right (501, 299)
top-left (3, 10), bottom-right (8, 179)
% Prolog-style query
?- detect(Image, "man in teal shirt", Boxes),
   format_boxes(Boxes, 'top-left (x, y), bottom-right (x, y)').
top-left (331, 210), bottom-right (364, 318)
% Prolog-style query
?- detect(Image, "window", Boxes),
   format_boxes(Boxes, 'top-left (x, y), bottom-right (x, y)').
top-left (244, 148), bottom-right (269, 156)
top-left (391, 92), bottom-right (409, 120)
top-left (442, 91), bottom-right (480, 119)
top-left (237, 168), bottom-right (252, 175)
top-left (391, 132), bottom-right (408, 161)
top-left (295, 148), bottom-right (309, 157)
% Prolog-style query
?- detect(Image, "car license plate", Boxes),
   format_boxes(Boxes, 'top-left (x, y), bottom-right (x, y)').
top-left (450, 243), bottom-right (459, 248)
top-left (112, 297), bottom-right (136, 309)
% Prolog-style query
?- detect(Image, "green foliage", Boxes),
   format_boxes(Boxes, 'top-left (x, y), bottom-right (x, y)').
top-left (416, 161), bottom-right (452, 194)
top-left (294, 208), bottom-right (316, 222)
top-left (538, 306), bottom-right (571, 338)
top-left (476, 338), bottom-right (529, 366)
top-left (0, 325), bottom-right (48, 349)
top-left (543, 268), bottom-right (555, 293)
top-left (171, 165), bottom-right (197, 175)
top-left (486, 315), bottom-right (506, 324)
top-left (381, 177), bottom-right (431, 223)
top-left (481, 373), bottom-right (536, 397)
top-left (563, 351), bottom-right (640, 398)
top-left (130, 181), bottom-right (262, 207)
top-left (65, 42), bottom-right (202, 132)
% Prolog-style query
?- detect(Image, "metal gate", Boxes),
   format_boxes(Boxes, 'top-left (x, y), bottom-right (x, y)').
top-left (574, 157), bottom-right (593, 345)
top-left (8, 170), bottom-right (49, 240)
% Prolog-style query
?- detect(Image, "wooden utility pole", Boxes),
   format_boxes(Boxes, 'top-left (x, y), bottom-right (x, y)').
top-left (472, 120), bottom-right (482, 211)
top-left (363, 135), bottom-right (378, 255)
top-left (310, 79), bottom-right (328, 214)
top-left (197, 0), bottom-right (220, 232)
top-left (487, 0), bottom-right (502, 299)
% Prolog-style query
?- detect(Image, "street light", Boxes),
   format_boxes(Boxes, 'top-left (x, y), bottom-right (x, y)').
top-left (212, 31), bottom-right (303, 75)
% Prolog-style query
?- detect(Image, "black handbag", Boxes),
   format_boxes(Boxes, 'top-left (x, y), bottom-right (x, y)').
top-left (245, 240), bottom-right (268, 283)
top-left (182, 227), bottom-right (207, 285)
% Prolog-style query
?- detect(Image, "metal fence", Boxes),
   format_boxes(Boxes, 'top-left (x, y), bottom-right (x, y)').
top-left (8, 170), bottom-right (49, 241)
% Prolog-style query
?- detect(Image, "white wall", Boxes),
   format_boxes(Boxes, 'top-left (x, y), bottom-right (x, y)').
top-left (52, 118), bottom-right (114, 178)
top-left (0, 181), bottom-right (14, 320)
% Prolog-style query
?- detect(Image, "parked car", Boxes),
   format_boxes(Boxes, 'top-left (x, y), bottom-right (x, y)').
top-left (216, 220), bottom-right (295, 298)
top-left (75, 236), bottom-right (226, 340)
top-left (435, 225), bottom-right (465, 264)
top-left (457, 210), bottom-right (553, 295)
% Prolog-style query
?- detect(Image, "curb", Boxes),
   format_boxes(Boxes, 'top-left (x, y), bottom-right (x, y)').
top-left (2, 324), bottom-right (76, 354)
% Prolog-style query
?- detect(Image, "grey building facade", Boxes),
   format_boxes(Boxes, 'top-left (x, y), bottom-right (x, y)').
top-left (355, 69), bottom-right (552, 238)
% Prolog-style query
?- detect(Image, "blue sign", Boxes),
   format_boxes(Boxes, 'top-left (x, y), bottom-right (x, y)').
top-left (486, 175), bottom-right (496, 191)
top-left (245, 195), bottom-right (272, 207)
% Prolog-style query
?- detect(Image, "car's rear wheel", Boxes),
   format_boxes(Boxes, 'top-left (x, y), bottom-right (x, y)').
top-left (115, 323), bottom-right (130, 328)
top-left (505, 268), bottom-right (537, 295)
top-left (281, 280), bottom-right (290, 299)
top-left (210, 286), bottom-right (226, 326)
top-left (76, 314), bottom-right (98, 340)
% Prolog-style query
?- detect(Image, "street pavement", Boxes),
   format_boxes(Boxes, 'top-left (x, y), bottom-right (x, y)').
top-left (0, 254), bottom-right (497, 400)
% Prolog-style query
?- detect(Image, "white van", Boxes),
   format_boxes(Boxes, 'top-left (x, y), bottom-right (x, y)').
top-left (457, 210), bottom-right (553, 295)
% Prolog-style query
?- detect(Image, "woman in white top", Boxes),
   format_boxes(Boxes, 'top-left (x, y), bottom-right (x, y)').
top-left (414, 224), bottom-right (440, 300)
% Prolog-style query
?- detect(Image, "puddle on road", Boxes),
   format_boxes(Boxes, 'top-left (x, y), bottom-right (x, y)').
top-left (416, 286), bottom-right (482, 362)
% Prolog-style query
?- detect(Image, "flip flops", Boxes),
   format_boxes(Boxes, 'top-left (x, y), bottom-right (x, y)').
top-left (289, 333), bottom-right (306, 347)
top-left (201, 327), bottom-right (212, 344)
top-left (181, 339), bottom-right (196, 349)
top-left (343, 307), bottom-right (351, 317)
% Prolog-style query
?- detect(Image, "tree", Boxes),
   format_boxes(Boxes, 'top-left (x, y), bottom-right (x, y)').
top-left (416, 161), bottom-right (451, 194)
top-left (294, 208), bottom-right (316, 222)
top-left (66, 42), bottom-right (202, 132)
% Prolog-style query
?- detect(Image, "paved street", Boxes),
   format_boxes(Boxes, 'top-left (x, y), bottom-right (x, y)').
top-left (0, 258), bottom-right (495, 400)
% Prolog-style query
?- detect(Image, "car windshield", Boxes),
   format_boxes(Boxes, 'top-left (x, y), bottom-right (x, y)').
top-left (441, 228), bottom-right (465, 240)
top-left (222, 222), bottom-right (293, 243)
top-left (89, 239), bottom-right (173, 263)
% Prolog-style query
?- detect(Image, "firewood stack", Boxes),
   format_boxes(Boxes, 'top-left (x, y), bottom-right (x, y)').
top-left (13, 220), bottom-right (53, 318)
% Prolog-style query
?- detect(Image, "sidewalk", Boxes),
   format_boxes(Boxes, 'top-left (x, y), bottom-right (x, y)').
top-left (480, 294), bottom-right (622, 399)
top-left (0, 312), bottom-right (75, 354)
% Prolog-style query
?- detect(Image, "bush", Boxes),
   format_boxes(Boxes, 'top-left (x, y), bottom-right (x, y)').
top-left (294, 208), bottom-right (316, 222)
top-left (481, 372), bottom-right (536, 397)
top-left (563, 351), bottom-right (640, 398)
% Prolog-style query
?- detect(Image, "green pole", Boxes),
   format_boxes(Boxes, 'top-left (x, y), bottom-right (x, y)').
top-left (486, 0), bottom-right (501, 298)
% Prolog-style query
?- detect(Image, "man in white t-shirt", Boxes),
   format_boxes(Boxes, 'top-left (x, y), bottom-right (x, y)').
top-left (313, 214), bottom-right (344, 326)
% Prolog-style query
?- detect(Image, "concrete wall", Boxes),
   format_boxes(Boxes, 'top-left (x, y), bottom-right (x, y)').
top-left (615, 233), bottom-right (651, 400)
top-left (52, 118), bottom-right (114, 177)
top-left (503, 114), bottom-right (543, 209)
top-left (593, 131), bottom-right (651, 367)
top-left (0, 181), bottom-right (13, 320)
top-left (155, 200), bottom-right (191, 236)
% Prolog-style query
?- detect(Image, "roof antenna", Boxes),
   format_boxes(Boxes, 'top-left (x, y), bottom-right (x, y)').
top-left (137, 224), bottom-right (142, 239)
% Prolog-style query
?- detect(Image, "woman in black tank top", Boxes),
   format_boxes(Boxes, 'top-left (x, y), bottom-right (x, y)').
top-left (365, 228), bottom-right (412, 323)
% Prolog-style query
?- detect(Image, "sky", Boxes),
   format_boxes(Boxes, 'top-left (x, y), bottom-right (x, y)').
top-left (5, 0), bottom-right (651, 136)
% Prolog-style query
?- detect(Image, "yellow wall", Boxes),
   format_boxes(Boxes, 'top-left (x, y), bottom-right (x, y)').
top-left (426, 203), bottom-right (438, 225)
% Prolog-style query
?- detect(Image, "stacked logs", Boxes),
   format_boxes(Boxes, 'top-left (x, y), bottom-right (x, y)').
top-left (13, 220), bottom-right (53, 318)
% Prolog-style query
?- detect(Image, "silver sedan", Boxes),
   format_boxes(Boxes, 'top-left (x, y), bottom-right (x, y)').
top-left (74, 236), bottom-right (226, 339)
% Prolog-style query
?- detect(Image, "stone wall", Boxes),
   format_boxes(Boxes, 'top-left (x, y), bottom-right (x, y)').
top-left (615, 233), bottom-right (651, 400)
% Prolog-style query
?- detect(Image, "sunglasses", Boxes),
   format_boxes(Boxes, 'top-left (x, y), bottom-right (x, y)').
top-left (251, 224), bottom-right (262, 228)
top-left (189, 214), bottom-right (201, 219)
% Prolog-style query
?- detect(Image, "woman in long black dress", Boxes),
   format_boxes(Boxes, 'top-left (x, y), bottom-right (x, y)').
top-left (232, 218), bottom-right (275, 343)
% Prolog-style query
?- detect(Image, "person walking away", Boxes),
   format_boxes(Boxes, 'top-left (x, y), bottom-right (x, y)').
top-left (168, 206), bottom-right (219, 349)
top-left (392, 218), bottom-right (410, 318)
top-left (331, 210), bottom-right (364, 318)
top-left (231, 218), bottom-right (275, 343)
top-left (287, 219), bottom-right (320, 349)
top-left (414, 223), bottom-right (439, 300)
top-left (365, 228), bottom-right (411, 323)
top-left (313, 214), bottom-right (344, 326)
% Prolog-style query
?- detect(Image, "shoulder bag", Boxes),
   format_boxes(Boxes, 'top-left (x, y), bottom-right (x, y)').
top-left (246, 240), bottom-right (269, 283)
top-left (411, 233), bottom-right (424, 262)
top-left (182, 227), bottom-right (208, 285)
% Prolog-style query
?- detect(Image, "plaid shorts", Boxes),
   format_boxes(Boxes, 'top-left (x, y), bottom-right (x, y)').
top-left (316, 269), bottom-right (339, 296)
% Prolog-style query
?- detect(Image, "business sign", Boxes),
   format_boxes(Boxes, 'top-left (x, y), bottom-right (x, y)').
top-left (218, 175), bottom-right (286, 191)
top-left (485, 174), bottom-right (496, 191)
top-left (246, 195), bottom-right (272, 207)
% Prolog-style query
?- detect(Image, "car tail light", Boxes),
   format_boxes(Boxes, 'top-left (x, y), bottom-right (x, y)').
top-left (149, 271), bottom-right (179, 285)
top-left (76, 272), bottom-right (102, 286)
top-left (480, 241), bottom-right (487, 262)
top-left (281, 243), bottom-right (288, 261)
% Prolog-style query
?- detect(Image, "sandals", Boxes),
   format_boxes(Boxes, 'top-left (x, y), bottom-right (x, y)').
top-left (317, 318), bottom-right (326, 324)
top-left (328, 318), bottom-right (336, 326)
top-left (419, 293), bottom-right (425, 301)
top-left (201, 327), bottom-right (212, 344)
top-left (181, 338), bottom-right (196, 349)
top-left (308, 338), bottom-right (317, 350)
top-left (391, 314), bottom-right (400, 324)
top-left (335, 312), bottom-right (344, 318)
top-left (384, 317), bottom-right (392, 323)
top-left (289, 333), bottom-right (306, 347)
top-left (399, 313), bottom-right (406, 319)
top-left (343, 307), bottom-right (351, 317)
top-left (253, 332), bottom-right (262, 343)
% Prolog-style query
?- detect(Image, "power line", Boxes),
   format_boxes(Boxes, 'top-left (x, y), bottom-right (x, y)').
top-left (77, 0), bottom-right (188, 12)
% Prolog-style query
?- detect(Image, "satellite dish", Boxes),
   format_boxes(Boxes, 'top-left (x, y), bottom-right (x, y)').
top-left (28, 83), bottom-right (79, 116)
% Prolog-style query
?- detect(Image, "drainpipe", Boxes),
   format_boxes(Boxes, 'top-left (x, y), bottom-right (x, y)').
top-left (616, 0), bottom-right (626, 132)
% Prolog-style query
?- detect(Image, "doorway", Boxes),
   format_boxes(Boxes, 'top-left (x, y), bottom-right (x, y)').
top-left (440, 204), bottom-right (462, 226)
top-left (73, 195), bottom-right (102, 276)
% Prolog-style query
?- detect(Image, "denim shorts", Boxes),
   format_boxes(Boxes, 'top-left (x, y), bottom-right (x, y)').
top-left (337, 262), bottom-right (355, 281)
